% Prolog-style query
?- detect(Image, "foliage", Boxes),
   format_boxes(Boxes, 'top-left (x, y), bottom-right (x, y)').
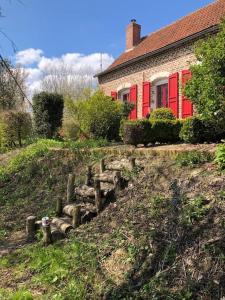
top-left (215, 143), bottom-right (225, 170)
top-left (179, 196), bottom-right (210, 226)
top-left (76, 90), bottom-right (131, 141)
top-left (179, 117), bottom-right (224, 143)
top-left (0, 138), bottom-right (109, 181)
top-left (0, 110), bottom-right (32, 150)
top-left (0, 59), bottom-right (27, 110)
top-left (175, 151), bottom-right (214, 167)
top-left (184, 20), bottom-right (225, 119)
top-left (149, 108), bottom-right (175, 120)
top-left (120, 119), bottom-right (182, 145)
top-left (32, 92), bottom-right (64, 138)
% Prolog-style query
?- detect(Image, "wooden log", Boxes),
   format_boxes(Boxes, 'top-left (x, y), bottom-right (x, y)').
top-left (51, 217), bottom-right (73, 234)
top-left (42, 217), bottom-right (52, 246)
top-left (75, 186), bottom-right (95, 198)
top-left (26, 216), bottom-right (36, 241)
top-left (67, 173), bottom-right (75, 204)
top-left (129, 157), bottom-right (136, 170)
top-left (94, 179), bottom-right (103, 213)
top-left (35, 220), bottom-right (42, 231)
top-left (113, 171), bottom-right (122, 191)
top-left (63, 204), bottom-right (76, 217)
top-left (95, 173), bottom-right (114, 183)
top-left (85, 166), bottom-right (92, 186)
top-left (56, 198), bottom-right (63, 217)
top-left (72, 205), bottom-right (81, 228)
top-left (100, 159), bottom-right (106, 173)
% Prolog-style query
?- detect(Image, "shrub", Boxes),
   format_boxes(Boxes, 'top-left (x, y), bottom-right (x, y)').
top-left (180, 117), bottom-right (224, 144)
top-left (149, 108), bottom-right (175, 121)
top-left (120, 120), bottom-right (152, 145)
top-left (0, 110), bottom-right (32, 149)
top-left (33, 92), bottom-right (64, 138)
top-left (215, 144), bottom-right (225, 170)
top-left (120, 119), bottom-right (182, 145)
top-left (78, 91), bottom-right (131, 141)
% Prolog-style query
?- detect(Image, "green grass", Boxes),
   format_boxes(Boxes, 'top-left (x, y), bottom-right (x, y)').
top-left (0, 239), bottom-right (101, 300)
top-left (0, 138), bottom-right (109, 182)
top-left (215, 143), bottom-right (225, 171)
top-left (175, 151), bottom-right (214, 167)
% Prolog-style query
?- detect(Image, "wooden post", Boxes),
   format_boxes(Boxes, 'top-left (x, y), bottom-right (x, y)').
top-left (100, 159), bottom-right (105, 173)
top-left (94, 179), bottom-right (103, 213)
top-left (85, 165), bottom-right (92, 186)
top-left (72, 205), bottom-right (81, 228)
top-left (26, 216), bottom-right (36, 241)
top-left (56, 198), bottom-right (63, 217)
top-left (67, 173), bottom-right (75, 204)
top-left (42, 217), bottom-right (52, 246)
top-left (113, 171), bottom-right (122, 192)
top-left (129, 157), bottom-right (136, 170)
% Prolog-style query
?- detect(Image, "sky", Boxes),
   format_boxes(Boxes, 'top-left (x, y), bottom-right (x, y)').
top-left (0, 0), bottom-right (214, 97)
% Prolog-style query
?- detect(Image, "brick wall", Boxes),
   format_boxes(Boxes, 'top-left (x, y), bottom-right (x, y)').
top-left (98, 42), bottom-right (197, 119)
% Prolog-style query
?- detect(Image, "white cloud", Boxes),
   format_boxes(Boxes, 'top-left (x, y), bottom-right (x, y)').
top-left (17, 49), bottom-right (114, 98)
top-left (16, 48), bottom-right (44, 65)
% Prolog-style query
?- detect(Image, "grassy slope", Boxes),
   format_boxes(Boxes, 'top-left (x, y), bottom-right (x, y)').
top-left (0, 145), bottom-right (225, 299)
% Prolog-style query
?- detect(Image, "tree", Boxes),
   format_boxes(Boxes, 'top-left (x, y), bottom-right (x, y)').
top-left (32, 92), bottom-right (64, 138)
top-left (0, 59), bottom-right (27, 111)
top-left (41, 63), bottom-right (94, 99)
top-left (185, 20), bottom-right (225, 119)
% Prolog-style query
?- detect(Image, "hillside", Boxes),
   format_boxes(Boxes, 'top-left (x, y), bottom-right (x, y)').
top-left (0, 143), bottom-right (225, 299)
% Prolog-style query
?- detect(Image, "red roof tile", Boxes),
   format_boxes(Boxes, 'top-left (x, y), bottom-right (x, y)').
top-left (105, 0), bottom-right (225, 73)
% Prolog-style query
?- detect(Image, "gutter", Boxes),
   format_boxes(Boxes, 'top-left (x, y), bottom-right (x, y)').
top-left (94, 25), bottom-right (219, 78)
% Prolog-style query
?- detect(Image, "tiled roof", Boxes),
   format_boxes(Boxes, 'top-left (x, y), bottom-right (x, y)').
top-left (101, 0), bottom-right (225, 75)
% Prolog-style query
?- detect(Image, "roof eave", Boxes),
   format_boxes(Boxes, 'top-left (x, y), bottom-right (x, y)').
top-left (94, 25), bottom-right (219, 78)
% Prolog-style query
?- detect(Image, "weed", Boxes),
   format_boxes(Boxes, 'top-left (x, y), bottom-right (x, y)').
top-left (175, 151), bottom-right (213, 167)
top-left (215, 143), bottom-right (225, 171)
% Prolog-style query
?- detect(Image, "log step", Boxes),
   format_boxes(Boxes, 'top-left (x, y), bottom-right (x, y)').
top-left (51, 217), bottom-right (73, 234)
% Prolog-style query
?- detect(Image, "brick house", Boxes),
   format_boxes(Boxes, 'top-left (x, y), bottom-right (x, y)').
top-left (96, 0), bottom-right (225, 119)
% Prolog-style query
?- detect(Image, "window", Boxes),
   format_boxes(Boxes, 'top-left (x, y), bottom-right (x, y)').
top-left (118, 88), bottom-right (130, 102)
top-left (157, 83), bottom-right (168, 108)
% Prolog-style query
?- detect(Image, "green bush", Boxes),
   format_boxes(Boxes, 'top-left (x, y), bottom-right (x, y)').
top-left (120, 120), bottom-right (152, 145)
top-left (0, 110), bottom-right (32, 150)
top-left (78, 91), bottom-right (131, 141)
top-left (150, 108), bottom-right (175, 121)
top-left (215, 144), bottom-right (225, 170)
top-left (120, 119), bottom-right (182, 145)
top-left (180, 117), bottom-right (224, 143)
top-left (33, 92), bottom-right (64, 138)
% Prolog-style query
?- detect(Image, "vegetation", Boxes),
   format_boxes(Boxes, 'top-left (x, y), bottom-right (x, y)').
top-left (179, 117), bottom-right (224, 144)
top-left (33, 92), bottom-right (64, 138)
top-left (0, 110), bottom-right (32, 151)
top-left (120, 119), bottom-right (182, 145)
top-left (215, 143), bottom-right (225, 171)
top-left (64, 90), bottom-right (132, 141)
top-left (0, 150), bottom-right (224, 299)
top-left (149, 107), bottom-right (175, 120)
top-left (185, 20), bottom-right (225, 120)
top-left (175, 151), bottom-right (214, 167)
top-left (0, 59), bottom-right (27, 111)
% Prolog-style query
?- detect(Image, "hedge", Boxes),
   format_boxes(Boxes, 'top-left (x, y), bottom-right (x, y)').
top-left (120, 119), bottom-right (183, 145)
top-left (179, 117), bottom-right (225, 143)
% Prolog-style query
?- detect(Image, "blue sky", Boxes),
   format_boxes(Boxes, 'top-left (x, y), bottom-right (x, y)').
top-left (0, 0), bottom-right (214, 96)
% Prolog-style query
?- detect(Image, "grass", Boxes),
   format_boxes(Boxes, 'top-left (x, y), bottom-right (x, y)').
top-left (0, 239), bottom-right (101, 300)
top-left (0, 138), bottom-right (109, 182)
top-left (175, 151), bottom-right (214, 167)
top-left (215, 143), bottom-right (225, 171)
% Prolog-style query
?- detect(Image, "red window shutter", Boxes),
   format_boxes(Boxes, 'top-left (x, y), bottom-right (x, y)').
top-left (182, 70), bottom-right (193, 118)
top-left (168, 72), bottom-right (179, 118)
top-left (129, 85), bottom-right (138, 120)
top-left (142, 82), bottom-right (151, 118)
top-left (111, 91), bottom-right (117, 100)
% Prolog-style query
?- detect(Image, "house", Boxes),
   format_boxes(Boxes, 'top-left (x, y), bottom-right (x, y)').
top-left (96, 0), bottom-right (225, 119)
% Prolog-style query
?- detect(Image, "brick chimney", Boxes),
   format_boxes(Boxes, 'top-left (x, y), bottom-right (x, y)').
top-left (126, 19), bottom-right (141, 51)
